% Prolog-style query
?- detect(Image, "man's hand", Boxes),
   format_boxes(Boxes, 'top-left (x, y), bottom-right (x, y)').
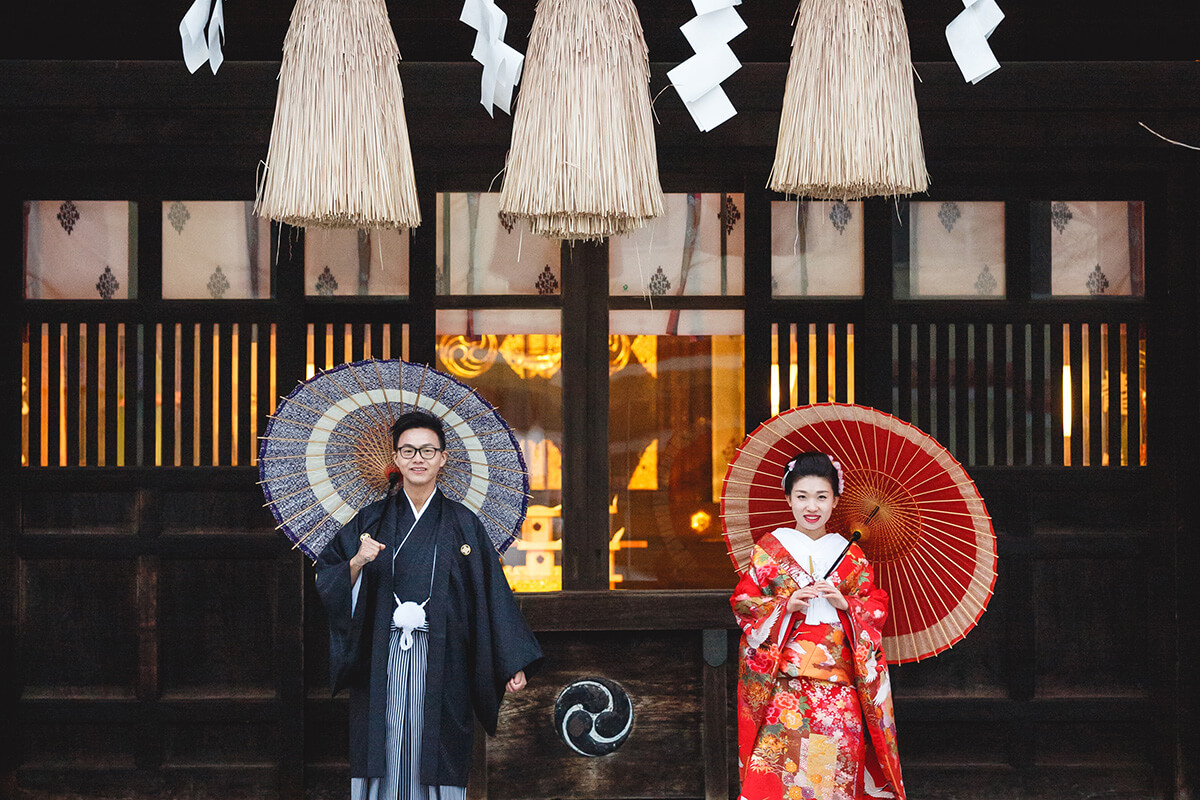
top-left (352, 534), bottom-right (386, 567)
top-left (506, 670), bottom-right (527, 693)
top-left (350, 535), bottom-right (386, 584)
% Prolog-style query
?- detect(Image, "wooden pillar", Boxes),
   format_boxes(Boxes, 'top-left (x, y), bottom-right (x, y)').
top-left (702, 628), bottom-right (730, 800)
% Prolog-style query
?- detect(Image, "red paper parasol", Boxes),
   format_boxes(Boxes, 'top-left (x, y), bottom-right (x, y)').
top-left (721, 403), bottom-right (996, 663)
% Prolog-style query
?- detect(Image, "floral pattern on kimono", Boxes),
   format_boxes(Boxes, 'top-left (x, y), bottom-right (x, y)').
top-left (732, 531), bottom-right (904, 800)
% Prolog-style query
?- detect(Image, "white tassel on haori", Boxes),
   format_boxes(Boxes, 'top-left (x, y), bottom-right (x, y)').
top-left (393, 597), bottom-right (428, 651)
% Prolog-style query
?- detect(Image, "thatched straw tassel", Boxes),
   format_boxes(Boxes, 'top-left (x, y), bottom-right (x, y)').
top-left (255, 0), bottom-right (421, 230)
top-left (769, 0), bottom-right (929, 200)
top-left (498, 0), bottom-right (664, 242)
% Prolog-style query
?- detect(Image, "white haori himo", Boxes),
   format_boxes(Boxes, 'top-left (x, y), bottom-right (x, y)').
top-left (770, 527), bottom-right (850, 626)
top-left (393, 598), bottom-right (429, 651)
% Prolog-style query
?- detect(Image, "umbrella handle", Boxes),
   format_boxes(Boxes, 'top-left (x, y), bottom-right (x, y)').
top-left (822, 531), bottom-right (861, 580)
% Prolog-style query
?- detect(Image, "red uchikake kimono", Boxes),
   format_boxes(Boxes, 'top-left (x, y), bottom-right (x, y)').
top-left (731, 530), bottom-right (904, 800)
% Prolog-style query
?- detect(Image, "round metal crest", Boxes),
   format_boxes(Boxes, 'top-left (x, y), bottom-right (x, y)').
top-left (553, 677), bottom-right (634, 756)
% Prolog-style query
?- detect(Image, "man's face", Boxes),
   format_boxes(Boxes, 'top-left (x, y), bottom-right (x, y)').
top-left (393, 427), bottom-right (448, 492)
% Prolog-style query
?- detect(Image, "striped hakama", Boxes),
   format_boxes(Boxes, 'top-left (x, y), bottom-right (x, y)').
top-left (351, 628), bottom-right (468, 800)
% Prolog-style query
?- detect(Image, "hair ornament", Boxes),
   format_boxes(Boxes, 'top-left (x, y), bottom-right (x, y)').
top-left (780, 458), bottom-right (798, 490)
top-left (827, 454), bottom-right (845, 494)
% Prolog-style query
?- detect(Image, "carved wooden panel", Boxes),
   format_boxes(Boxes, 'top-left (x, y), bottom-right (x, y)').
top-left (159, 489), bottom-right (279, 535)
top-left (1033, 557), bottom-right (1149, 697)
top-left (899, 721), bottom-right (1010, 766)
top-left (489, 631), bottom-right (705, 800)
top-left (162, 722), bottom-right (278, 765)
top-left (22, 723), bottom-right (138, 768)
top-left (20, 558), bottom-right (139, 697)
top-left (21, 490), bottom-right (139, 535)
top-left (159, 559), bottom-right (279, 698)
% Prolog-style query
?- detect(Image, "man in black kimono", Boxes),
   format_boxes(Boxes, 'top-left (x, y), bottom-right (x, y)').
top-left (315, 410), bottom-right (543, 800)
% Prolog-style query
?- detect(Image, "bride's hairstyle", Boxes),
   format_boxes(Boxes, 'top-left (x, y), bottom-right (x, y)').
top-left (781, 451), bottom-right (844, 496)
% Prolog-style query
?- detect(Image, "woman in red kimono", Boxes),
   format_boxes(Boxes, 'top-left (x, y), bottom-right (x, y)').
top-left (731, 452), bottom-right (904, 800)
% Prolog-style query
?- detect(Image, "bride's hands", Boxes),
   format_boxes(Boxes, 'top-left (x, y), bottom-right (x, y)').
top-left (787, 586), bottom-right (817, 613)
top-left (787, 581), bottom-right (848, 613)
top-left (813, 580), bottom-right (849, 610)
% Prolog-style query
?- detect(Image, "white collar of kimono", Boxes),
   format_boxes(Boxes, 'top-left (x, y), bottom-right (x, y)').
top-left (403, 487), bottom-right (439, 525)
top-left (770, 528), bottom-right (847, 626)
top-left (770, 528), bottom-right (847, 577)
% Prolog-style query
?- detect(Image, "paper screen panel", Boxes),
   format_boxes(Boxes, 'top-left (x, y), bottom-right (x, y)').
top-left (900, 201), bottom-right (1005, 299)
top-left (305, 227), bottom-right (410, 297)
top-left (610, 193), bottom-right (744, 297)
top-left (24, 201), bottom-right (136, 300)
top-left (771, 200), bottom-right (864, 297)
top-left (162, 201), bottom-right (271, 299)
top-left (436, 193), bottom-right (561, 296)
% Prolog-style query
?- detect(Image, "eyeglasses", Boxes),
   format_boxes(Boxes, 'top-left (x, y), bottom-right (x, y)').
top-left (396, 445), bottom-right (443, 460)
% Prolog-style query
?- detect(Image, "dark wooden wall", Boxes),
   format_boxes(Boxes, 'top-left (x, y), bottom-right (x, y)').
top-left (5, 1), bottom-right (1200, 63)
top-left (2, 58), bottom-right (1199, 800)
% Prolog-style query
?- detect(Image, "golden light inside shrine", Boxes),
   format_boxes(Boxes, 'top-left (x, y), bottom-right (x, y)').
top-left (690, 510), bottom-right (712, 533)
top-left (1062, 364), bottom-right (1072, 436)
top-left (770, 323), bottom-right (781, 416)
top-left (769, 322), bottom-right (855, 418)
top-left (1062, 363), bottom-right (1072, 466)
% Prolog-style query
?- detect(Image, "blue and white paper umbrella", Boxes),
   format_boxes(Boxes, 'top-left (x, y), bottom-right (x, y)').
top-left (259, 359), bottom-right (529, 559)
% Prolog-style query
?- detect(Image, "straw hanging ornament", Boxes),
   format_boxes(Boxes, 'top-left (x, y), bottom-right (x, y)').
top-left (498, 0), bottom-right (664, 241)
top-left (255, 0), bottom-right (421, 230)
top-left (769, 0), bottom-right (929, 200)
